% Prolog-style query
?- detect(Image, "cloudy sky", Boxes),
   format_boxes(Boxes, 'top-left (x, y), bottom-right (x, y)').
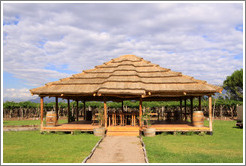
top-left (2, 2), bottom-right (244, 102)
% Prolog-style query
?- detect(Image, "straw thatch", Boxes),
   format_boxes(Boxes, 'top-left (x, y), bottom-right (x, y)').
top-left (30, 55), bottom-right (222, 99)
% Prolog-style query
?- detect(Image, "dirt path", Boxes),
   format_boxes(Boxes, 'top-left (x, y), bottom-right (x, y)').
top-left (86, 136), bottom-right (146, 163)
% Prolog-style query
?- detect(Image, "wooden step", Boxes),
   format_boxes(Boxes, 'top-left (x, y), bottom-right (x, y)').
top-left (107, 126), bottom-right (139, 132)
top-left (107, 131), bottom-right (139, 136)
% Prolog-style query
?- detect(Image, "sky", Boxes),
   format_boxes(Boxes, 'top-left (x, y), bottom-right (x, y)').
top-left (2, 2), bottom-right (244, 102)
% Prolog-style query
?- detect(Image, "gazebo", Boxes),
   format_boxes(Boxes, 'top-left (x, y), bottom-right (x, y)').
top-left (30, 55), bottom-right (222, 135)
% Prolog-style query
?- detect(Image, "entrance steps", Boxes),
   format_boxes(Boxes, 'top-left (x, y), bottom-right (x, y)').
top-left (106, 126), bottom-right (140, 136)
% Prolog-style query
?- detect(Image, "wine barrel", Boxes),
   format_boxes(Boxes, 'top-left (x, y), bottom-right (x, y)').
top-left (93, 127), bottom-right (105, 136)
top-left (144, 128), bottom-right (156, 137)
top-left (46, 111), bottom-right (57, 127)
top-left (193, 111), bottom-right (204, 127)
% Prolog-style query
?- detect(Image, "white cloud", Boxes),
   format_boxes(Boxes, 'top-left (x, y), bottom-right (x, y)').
top-left (3, 88), bottom-right (37, 102)
top-left (2, 2), bottom-right (243, 101)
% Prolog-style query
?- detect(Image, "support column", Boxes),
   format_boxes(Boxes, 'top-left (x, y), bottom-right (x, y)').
top-left (209, 95), bottom-right (213, 132)
top-left (139, 97), bottom-right (143, 127)
top-left (104, 97), bottom-right (107, 128)
top-left (180, 98), bottom-right (182, 121)
top-left (40, 97), bottom-right (44, 127)
top-left (198, 96), bottom-right (202, 110)
top-left (184, 98), bottom-right (187, 121)
top-left (83, 101), bottom-right (86, 120)
top-left (67, 99), bottom-right (70, 123)
top-left (190, 97), bottom-right (193, 123)
top-left (76, 100), bottom-right (79, 121)
top-left (55, 97), bottom-right (59, 120)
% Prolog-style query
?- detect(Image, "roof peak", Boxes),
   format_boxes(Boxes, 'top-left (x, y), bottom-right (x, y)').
top-left (111, 54), bottom-right (142, 62)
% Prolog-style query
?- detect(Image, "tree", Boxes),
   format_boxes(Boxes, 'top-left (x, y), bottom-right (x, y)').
top-left (223, 69), bottom-right (243, 101)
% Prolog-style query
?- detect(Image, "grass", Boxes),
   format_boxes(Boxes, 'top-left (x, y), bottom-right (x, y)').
top-left (3, 131), bottom-right (101, 163)
top-left (3, 119), bottom-right (68, 126)
top-left (143, 120), bottom-right (243, 163)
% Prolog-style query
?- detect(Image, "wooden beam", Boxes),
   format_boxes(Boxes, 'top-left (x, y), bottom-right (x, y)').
top-left (104, 97), bottom-right (107, 128)
top-left (190, 97), bottom-right (193, 123)
top-left (184, 98), bottom-right (187, 121)
top-left (67, 99), bottom-right (70, 123)
top-left (76, 100), bottom-right (79, 121)
top-left (198, 96), bottom-right (202, 110)
top-left (40, 97), bottom-right (44, 128)
top-left (83, 101), bottom-right (86, 120)
top-left (209, 95), bottom-right (213, 132)
top-left (55, 97), bottom-right (59, 120)
top-left (139, 97), bottom-right (143, 127)
top-left (180, 98), bottom-right (182, 121)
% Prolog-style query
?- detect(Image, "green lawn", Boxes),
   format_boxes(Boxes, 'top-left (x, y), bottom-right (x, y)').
top-left (3, 119), bottom-right (68, 126)
top-left (3, 131), bottom-right (101, 163)
top-left (143, 120), bottom-right (243, 163)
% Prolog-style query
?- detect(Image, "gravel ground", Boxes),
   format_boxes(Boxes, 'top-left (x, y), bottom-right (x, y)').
top-left (86, 136), bottom-right (145, 163)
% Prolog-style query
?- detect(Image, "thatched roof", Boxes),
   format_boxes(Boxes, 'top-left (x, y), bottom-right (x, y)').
top-left (30, 55), bottom-right (222, 100)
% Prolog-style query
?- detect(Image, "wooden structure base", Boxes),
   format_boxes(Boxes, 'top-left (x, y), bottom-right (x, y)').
top-left (41, 121), bottom-right (99, 132)
top-left (40, 120), bottom-right (209, 135)
top-left (145, 124), bottom-right (210, 132)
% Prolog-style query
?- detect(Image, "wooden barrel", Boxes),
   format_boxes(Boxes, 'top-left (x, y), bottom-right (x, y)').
top-left (93, 127), bottom-right (105, 136)
top-left (46, 111), bottom-right (57, 127)
top-left (144, 128), bottom-right (156, 137)
top-left (193, 111), bottom-right (204, 127)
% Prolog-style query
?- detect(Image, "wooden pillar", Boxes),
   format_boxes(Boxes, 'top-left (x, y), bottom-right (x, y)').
top-left (180, 98), bottom-right (182, 121)
top-left (55, 97), bottom-right (59, 120)
top-left (104, 98), bottom-right (107, 128)
top-left (198, 96), bottom-right (202, 110)
top-left (139, 97), bottom-right (142, 127)
top-left (76, 100), bottom-right (79, 121)
top-left (83, 101), bottom-right (86, 120)
top-left (209, 95), bottom-right (213, 132)
top-left (184, 98), bottom-right (187, 121)
top-left (40, 97), bottom-right (44, 127)
top-left (190, 97), bottom-right (193, 123)
top-left (67, 99), bottom-right (70, 123)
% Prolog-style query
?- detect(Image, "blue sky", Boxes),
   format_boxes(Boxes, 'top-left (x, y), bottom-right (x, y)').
top-left (2, 2), bottom-right (244, 102)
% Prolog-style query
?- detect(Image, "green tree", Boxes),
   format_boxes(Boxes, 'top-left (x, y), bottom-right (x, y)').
top-left (223, 69), bottom-right (243, 101)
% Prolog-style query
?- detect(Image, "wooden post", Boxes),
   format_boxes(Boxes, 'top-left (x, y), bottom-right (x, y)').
top-left (40, 97), bottom-right (44, 127)
top-left (55, 97), bottom-right (59, 120)
top-left (180, 98), bottom-right (182, 121)
top-left (139, 97), bottom-right (142, 127)
top-left (104, 98), bottom-right (107, 128)
top-left (83, 100), bottom-right (86, 120)
top-left (67, 99), bottom-right (70, 123)
top-left (184, 98), bottom-right (187, 121)
top-left (198, 96), bottom-right (202, 110)
top-left (190, 97), bottom-right (193, 123)
top-left (76, 100), bottom-right (79, 121)
top-left (209, 95), bottom-right (213, 132)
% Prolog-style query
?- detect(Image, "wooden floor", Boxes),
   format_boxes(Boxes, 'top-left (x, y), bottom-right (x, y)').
top-left (41, 120), bottom-right (99, 132)
top-left (145, 123), bottom-right (210, 132)
top-left (41, 120), bottom-right (210, 133)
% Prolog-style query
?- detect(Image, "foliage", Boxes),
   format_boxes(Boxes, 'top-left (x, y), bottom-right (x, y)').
top-left (142, 107), bottom-right (153, 127)
top-left (3, 131), bottom-right (100, 163)
top-left (3, 119), bottom-right (68, 126)
top-left (3, 98), bottom-right (243, 109)
top-left (223, 68), bottom-right (243, 101)
top-left (143, 120), bottom-right (243, 163)
top-left (97, 108), bottom-right (104, 126)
